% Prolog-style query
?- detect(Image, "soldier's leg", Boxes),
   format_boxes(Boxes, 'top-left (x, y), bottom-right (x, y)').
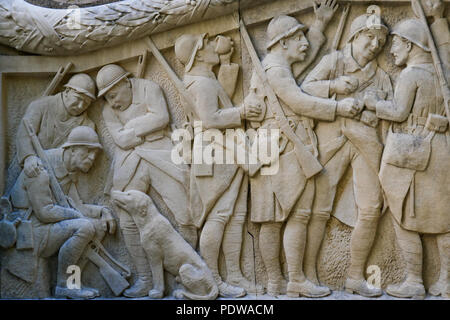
top-left (222, 175), bottom-right (263, 294)
top-left (345, 151), bottom-right (383, 297)
top-left (305, 143), bottom-right (352, 284)
top-left (430, 232), bottom-right (450, 297)
top-left (41, 218), bottom-right (97, 298)
top-left (259, 221), bottom-right (283, 296)
top-left (115, 161), bottom-right (152, 297)
top-left (386, 216), bottom-right (425, 299)
top-left (284, 179), bottom-right (330, 297)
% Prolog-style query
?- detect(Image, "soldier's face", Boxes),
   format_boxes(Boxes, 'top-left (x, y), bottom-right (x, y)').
top-left (104, 79), bottom-right (133, 110)
top-left (285, 30), bottom-right (309, 62)
top-left (353, 29), bottom-right (387, 63)
top-left (69, 146), bottom-right (99, 173)
top-left (197, 38), bottom-right (220, 66)
top-left (391, 35), bottom-right (411, 67)
top-left (64, 89), bottom-right (92, 116)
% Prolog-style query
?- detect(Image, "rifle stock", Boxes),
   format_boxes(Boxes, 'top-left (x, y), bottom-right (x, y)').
top-left (411, 0), bottom-right (450, 124)
top-left (43, 62), bottom-right (73, 97)
top-left (239, 20), bottom-right (323, 179)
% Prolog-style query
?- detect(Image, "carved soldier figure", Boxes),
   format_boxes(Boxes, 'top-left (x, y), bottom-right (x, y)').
top-left (96, 64), bottom-right (195, 298)
top-left (245, 0), bottom-right (361, 297)
top-left (16, 73), bottom-right (96, 179)
top-left (301, 13), bottom-right (393, 297)
top-left (6, 126), bottom-right (116, 299)
top-left (366, 18), bottom-right (450, 299)
top-left (174, 33), bottom-right (261, 297)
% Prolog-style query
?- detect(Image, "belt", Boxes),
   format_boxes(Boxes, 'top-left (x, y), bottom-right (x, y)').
top-left (408, 113), bottom-right (449, 133)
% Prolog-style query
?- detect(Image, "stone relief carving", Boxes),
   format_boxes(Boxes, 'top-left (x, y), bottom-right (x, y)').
top-left (0, 0), bottom-right (449, 300)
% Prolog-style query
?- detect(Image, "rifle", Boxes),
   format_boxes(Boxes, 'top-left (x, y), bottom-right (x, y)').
top-left (136, 51), bottom-right (148, 79)
top-left (144, 37), bottom-right (196, 123)
top-left (239, 20), bottom-right (323, 179)
top-left (331, 3), bottom-right (350, 51)
top-left (411, 0), bottom-right (450, 124)
top-left (23, 119), bottom-right (131, 296)
top-left (43, 62), bottom-right (73, 97)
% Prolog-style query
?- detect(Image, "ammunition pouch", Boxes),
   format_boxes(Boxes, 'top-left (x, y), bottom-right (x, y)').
top-left (383, 127), bottom-right (432, 172)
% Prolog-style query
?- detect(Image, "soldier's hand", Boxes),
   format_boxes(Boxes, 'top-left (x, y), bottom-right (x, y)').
top-left (363, 90), bottom-right (386, 111)
top-left (313, 0), bottom-right (339, 28)
top-left (101, 207), bottom-right (117, 234)
top-left (24, 156), bottom-right (42, 178)
top-left (337, 98), bottom-right (362, 118)
top-left (331, 76), bottom-right (359, 95)
top-left (240, 104), bottom-right (262, 120)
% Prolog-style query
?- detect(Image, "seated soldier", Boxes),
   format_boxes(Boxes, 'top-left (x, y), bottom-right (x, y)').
top-left (6, 126), bottom-right (116, 299)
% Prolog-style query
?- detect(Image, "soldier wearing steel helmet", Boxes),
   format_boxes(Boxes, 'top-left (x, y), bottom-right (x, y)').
top-left (16, 73), bottom-right (97, 179)
top-left (96, 64), bottom-right (194, 298)
top-left (174, 29), bottom-right (264, 298)
top-left (245, 0), bottom-right (360, 298)
top-left (302, 11), bottom-right (394, 297)
top-left (6, 126), bottom-right (116, 299)
top-left (366, 17), bottom-right (450, 299)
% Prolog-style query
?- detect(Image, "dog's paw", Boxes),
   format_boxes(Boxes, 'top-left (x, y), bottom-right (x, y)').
top-left (148, 289), bottom-right (164, 299)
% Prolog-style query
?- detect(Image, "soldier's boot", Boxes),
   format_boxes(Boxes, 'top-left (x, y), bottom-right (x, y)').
top-left (287, 279), bottom-right (331, 298)
top-left (304, 212), bottom-right (330, 285)
top-left (346, 210), bottom-right (382, 297)
top-left (200, 219), bottom-right (247, 298)
top-left (122, 231), bottom-right (152, 298)
top-left (55, 286), bottom-right (99, 299)
top-left (284, 212), bottom-right (331, 298)
top-left (223, 211), bottom-right (264, 295)
top-left (260, 222), bottom-right (285, 296)
top-left (56, 219), bottom-right (99, 299)
top-left (386, 216), bottom-right (424, 299)
top-left (217, 282), bottom-right (246, 298)
top-left (430, 232), bottom-right (450, 298)
top-left (386, 280), bottom-right (425, 299)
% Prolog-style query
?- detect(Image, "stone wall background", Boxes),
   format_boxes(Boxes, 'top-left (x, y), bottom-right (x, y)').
top-left (1, 0), bottom-right (448, 298)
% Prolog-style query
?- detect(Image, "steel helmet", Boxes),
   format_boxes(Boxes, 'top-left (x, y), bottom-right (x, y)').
top-left (61, 126), bottom-right (103, 149)
top-left (96, 64), bottom-right (131, 98)
top-left (391, 19), bottom-right (430, 52)
top-left (175, 33), bottom-right (208, 72)
top-left (347, 14), bottom-right (389, 43)
top-left (266, 15), bottom-right (306, 50)
top-left (63, 73), bottom-right (96, 100)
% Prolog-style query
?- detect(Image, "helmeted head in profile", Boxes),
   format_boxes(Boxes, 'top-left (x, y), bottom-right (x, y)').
top-left (96, 64), bottom-right (132, 110)
top-left (266, 15), bottom-right (310, 63)
top-left (62, 73), bottom-right (96, 116)
top-left (62, 126), bottom-right (102, 173)
top-left (390, 19), bottom-right (430, 67)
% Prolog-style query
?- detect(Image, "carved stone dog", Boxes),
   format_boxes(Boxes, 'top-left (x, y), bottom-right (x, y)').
top-left (112, 190), bottom-right (218, 300)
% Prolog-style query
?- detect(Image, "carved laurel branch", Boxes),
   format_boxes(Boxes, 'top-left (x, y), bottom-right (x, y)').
top-left (0, 0), bottom-right (240, 56)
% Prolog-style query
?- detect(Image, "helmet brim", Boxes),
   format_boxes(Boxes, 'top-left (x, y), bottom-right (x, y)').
top-left (97, 71), bottom-right (131, 98)
top-left (61, 142), bottom-right (103, 149)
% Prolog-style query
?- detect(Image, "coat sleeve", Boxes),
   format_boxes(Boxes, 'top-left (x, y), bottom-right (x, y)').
top-left (24, 168), bottom-right (82, 223)
top-left (267, 66), bottom-right (337, 121)
top-left (375, 68), bottom-right (417, 122)
top-left (188, 78), bottom-right (242, 130)
top-left (102, 104), bottom-right (143, 150)
top-left (292, 26), bottom-right (326, 80)
top-left (301, 53), bottom-right (335, 98)
top-left (124, 82), bottom-right (170, 137)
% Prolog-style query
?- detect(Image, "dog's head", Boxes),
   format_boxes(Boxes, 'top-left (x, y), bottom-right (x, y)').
top-left (111, 190), bottom-right (150, 217)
